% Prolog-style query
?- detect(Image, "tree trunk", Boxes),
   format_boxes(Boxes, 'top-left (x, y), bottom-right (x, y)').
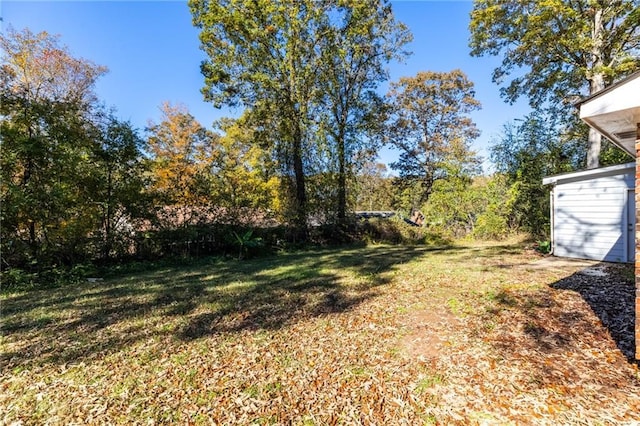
top-left (587, 7), bottom-right (605, 169)
top-left (292, 123), bottom-right (307, 239)
top-left (586, 73), bottom-right (605, 169)
top-left (104, 167), bottom-right (113, 262)
top-left (337, 126), bottom-right (346, 223)
top-left (586, 128), bottom-right (602, 169)
top-left (24, 120), bottom-right (38, 259)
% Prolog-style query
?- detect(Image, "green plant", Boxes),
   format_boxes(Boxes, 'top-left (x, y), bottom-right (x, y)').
top-left (2, 268), bottom-right (36, 290)
top-left (358, 217), bottom-right (451, 246)
top-left (1, 262), bottom-right (95, 291)
top-left (536, 240), bottom-right (551, 254)
top-left (414, 370), bottom-right (446, 393)
top-left (232, 229), bottom-right (264, 259)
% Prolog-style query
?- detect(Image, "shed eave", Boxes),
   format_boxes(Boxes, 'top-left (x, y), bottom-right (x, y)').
top-left (542, 162), bottom-right (635, 186)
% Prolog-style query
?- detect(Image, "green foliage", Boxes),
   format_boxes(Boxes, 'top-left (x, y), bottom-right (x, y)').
top-left (354, 162), bottom-right (395, 211)
top-left (2, 263), bottom-right (96, 291)
top-left (469, 0), bottom-right (640, 167)
top-left (422, 175), bottom-right (478, 238)
top-left (315, 0), bottom-right (411, 221)
top-left (472, 176), bottom-right (516, 239)
top-left (210, 115), bottom-right (281, 219)
top-left (0, 28), bottom-right (107, 270)
top-left (146, 102), bottom-right (217, 207)
top-left (469, 0), bottom-right (640, 108)
top-left (474, 211), bottom-right (509, 240)
top-left (232, 229), bottom-right (264, 260)
top-left (391, 178), bottom-right (428, 215)
top-left (386, 70), bottom-right (482, 208)
top-left (127, 224), bottom-right (291, 264)
top-left (190, 0), bottom-right (410, 231)
top-left (536, 240), bottom-right (552, 254)
top-left (421, 174), bottom-right (516, 240)
top-left (357, 217), bottom-right (451, 246)
top-left (145, 108), bottom-right (281, 230)
top-left (134, 225), bottom-right (228, 259)
top-left (600, 138), bottom-right (633, 166)
top-left (191, 0), bottom-right (330, 232)
top-left (91, 114), bottom-right (150, 262)
top-left (489, 111), bottom-right (590, 237)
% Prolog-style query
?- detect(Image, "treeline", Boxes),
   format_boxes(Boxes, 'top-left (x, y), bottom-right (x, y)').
top-left (1, 9), bottom-right (486, 287)
top-left (3, 0), bottom-right (637, 288)
top-left (1, 30), bottom-right (285, 286)
top-left (356, 112), bottom-right (629, 240)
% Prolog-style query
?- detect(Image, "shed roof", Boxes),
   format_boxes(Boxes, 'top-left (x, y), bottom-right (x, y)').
top-left (542, 162), bottom-right (635, 186)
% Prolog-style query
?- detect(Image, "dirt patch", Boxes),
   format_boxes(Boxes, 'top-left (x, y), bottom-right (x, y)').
top-left (401, 308), bottom-right (460, 359)
top-left (523, 255), bottom-right (601, 272)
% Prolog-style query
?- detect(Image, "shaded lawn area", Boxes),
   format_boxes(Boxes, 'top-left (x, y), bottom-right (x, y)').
top-left (2, 240), bottom-right (640, 424)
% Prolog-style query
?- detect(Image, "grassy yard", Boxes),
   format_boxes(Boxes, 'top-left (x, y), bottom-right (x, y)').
top-left (2, 238), bottom-right (639, 425)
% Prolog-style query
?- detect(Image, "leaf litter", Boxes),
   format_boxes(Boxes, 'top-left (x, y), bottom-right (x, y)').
top-left (2, 241), bottom-right (640, 425)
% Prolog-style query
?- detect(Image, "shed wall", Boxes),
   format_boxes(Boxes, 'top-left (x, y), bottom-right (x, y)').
top-left (553, 172), bottom-right (634, 262)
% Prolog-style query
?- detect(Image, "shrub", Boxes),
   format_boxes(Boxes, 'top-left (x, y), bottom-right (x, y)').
top-left (473, 210), bottom-right (510, 240)
top-left (536, 240), bottom-right (551, 254)
top-left (357, 217), bottom-right (450, 246)
top-left (2, 263), bottom-right (95, 291)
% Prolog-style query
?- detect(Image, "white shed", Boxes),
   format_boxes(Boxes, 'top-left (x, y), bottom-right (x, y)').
top-left (542, 162), bottom-right (636, 263)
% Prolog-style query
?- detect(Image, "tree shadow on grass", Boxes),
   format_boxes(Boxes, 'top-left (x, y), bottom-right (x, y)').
top-left (178, 244), bottom-right (452, 339)
top-left (1, 244), bottom-right (439, 369)
top-left (455, 243), bottom-right (531, 269)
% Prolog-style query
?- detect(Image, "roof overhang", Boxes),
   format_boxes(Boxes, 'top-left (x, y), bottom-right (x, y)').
top-left (578, 71), bottom-right (640, 157)
top-left (542, 162), bottom-right (635, 186)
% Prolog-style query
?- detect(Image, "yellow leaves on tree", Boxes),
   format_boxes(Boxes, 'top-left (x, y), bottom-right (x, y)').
top-left (147, 102), bottom-right (216, 207)
top-left (2, 28), bottom-right (107, 107)
top-left (146, 104), bottom-right (280, 221)
top-left (212, 116), bottom-right (281, 217)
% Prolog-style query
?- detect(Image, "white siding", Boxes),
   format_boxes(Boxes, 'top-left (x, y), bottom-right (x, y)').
top-left (551, 167), bottom-right (634, 263)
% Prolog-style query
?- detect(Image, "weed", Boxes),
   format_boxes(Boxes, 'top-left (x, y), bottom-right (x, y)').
top-left (421, 412), bottom-right (439, 425)
top-left (244, 384), bottom-right (260, 398)
top-left (349, 366), bottom-right (368, 376)
top-left (446, 297), bottom-right (462, 316)
top-left (264, 381), bottom-right (283, 396)
top-left (415, 372), bottom-right (445, 392)
top-left (536, 240), bottom-right (551, 254)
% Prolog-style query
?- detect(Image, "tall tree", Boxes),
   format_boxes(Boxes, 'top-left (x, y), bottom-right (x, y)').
top-left (91, 114), bottom-right (148, 261)
top-left (490, 111), bottom-right (586, 235)
top-left (0, 28), bottom-right (107, 266)
top-left (190, 0), bottom-right (410, 233)
top-left (386, 70), bottom-right (482, 209)
top-left (146, 102), bottom-right (216, 216)
top-left (190, 0), bottom-right (326, 235)
top-left (318, 0), bottom-right (411, 222)
top-left (469, 0), bottom-right (640, 168)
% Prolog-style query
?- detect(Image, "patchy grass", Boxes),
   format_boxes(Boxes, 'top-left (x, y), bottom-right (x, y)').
top-left (2, 238), bottom-right (640, 424)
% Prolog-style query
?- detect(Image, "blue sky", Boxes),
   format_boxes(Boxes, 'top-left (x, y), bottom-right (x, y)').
top-left (2, 0), bottom-right (531, 170)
